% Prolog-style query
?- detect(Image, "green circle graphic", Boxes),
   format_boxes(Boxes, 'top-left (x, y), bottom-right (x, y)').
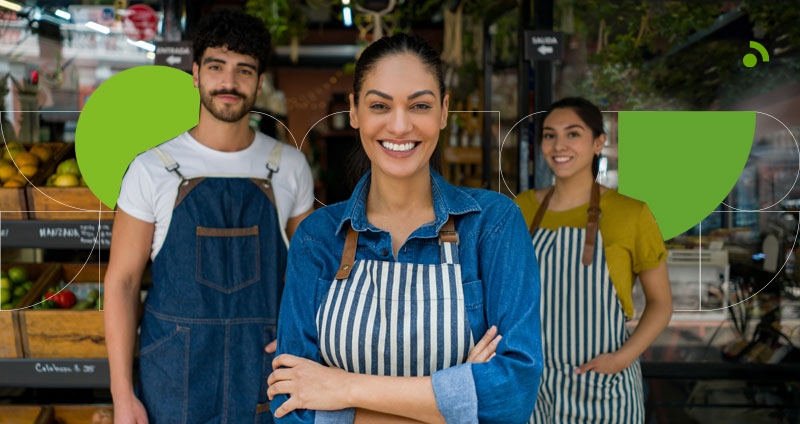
top-left (75, 66), bottom-right (199, 209)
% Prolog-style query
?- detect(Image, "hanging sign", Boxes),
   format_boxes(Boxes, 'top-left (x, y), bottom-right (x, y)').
top-left (524, 30), bottom-right (564, 61)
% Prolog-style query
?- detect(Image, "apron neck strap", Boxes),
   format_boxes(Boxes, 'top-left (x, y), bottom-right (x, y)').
top-left (335, 216), bottom-right (461, 279)
top-left (438, 216), bottom-right (460, 264)
top-left (439, 216), bottom-right (458, 244)
top-left (266, 142), bottom-right (283, 185)
top-left (336, 226), bottom-right (359, 280)
top-left (153, 147), bottom-right (186, 181)
top-left (582, 182), bottom-right (601, 266)
top-left (528, 187), bottom-right (554, 235)
top-left (528, 182), bottom-right (602, 266)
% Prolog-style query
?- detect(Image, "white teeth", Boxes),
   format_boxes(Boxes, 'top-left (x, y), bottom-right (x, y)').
top-left (382, 141), bottom-right (415, 152)
top-left (553, 156), bottom-right (571, 163)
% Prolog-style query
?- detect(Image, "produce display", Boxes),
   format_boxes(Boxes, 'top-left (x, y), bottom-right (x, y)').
top-left (44, 157), bottom-right (87, 188)
top-left (33, 282), bottom-right (103, 310)
top-left (0, 266), bottom-right (36, 309)
top-left (0, 142), bottom-right (55, 188)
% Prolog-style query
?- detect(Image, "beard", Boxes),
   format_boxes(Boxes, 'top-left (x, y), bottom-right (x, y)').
top-left (199, 87), bottom-right (257, 123)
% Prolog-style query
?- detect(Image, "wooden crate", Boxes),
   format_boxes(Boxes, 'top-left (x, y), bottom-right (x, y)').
top-left (0, 263), bottom-right (59, 358)
top-left (0, 187), bottom-right (29, 220)
top-left (51, 405), bottom-right (114, 424)
top-left (0, 142), bottom-right (67, 220)
top-left (26, 144), bottom-right (115, 221)
top-left (0, 405), bottom-right (44, 423)
top-left (19, 264), bottom-right (107, 358)
top-left (0, 310), bottom-right (22, 358)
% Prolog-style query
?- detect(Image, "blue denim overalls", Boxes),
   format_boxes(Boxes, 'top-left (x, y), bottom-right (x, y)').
top-left (137, 144), bottom-right (286, 424)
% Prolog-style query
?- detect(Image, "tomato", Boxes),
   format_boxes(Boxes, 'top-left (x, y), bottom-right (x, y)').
top-left (48, 289), bottom-right (77, 309)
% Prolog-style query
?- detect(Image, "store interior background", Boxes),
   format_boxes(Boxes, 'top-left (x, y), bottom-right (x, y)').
top-left (0, 0), bottom-right (799, 423)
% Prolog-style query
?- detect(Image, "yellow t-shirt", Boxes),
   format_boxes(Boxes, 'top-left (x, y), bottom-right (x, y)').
top-left (515, 188), bottom-right (666, 319)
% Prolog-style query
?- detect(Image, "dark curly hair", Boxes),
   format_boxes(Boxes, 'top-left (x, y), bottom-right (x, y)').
top-left (193, 9), bottom-right (271, 74)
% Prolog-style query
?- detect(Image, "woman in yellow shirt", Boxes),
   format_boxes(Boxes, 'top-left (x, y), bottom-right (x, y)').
top-left (516, 97), bottom-right (673, 423)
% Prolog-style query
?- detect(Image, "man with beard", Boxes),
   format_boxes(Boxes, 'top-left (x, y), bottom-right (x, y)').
top-left (104, 9), bottom-right (314, 424)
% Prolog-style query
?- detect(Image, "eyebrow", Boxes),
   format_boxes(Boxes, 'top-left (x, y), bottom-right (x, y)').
top-left (365, 89), bottom-right (436, 100)
top-left (543, 124), bottom-right (586, 131)
top-left (202, 57), bottom-right (257, 71)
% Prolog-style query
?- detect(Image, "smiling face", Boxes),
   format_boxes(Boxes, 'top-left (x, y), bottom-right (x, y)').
top-left (193, 46), bottom-right (263, 124)
top-left (541, 107), bottom-right (606, 182)
top-left (349, 53), bottom-right (448, 181)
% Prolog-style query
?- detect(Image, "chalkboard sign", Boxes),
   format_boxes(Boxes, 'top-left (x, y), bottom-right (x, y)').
top-left (1, 221), bottom-right (113, 249)
top-left (0, 358), bottom-right (110, 388)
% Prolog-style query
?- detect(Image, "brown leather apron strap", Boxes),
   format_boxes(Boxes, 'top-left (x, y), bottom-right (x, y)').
top-left (528, 187), bottom-right (554, 235)
top-left (439, 216), bottom-right (459, 244)
top-left (582, 182), bottom-right (601, 266)
top-left (174, 178), bottom-right (204, 210)
top-left (250, 178), bottom-right (279, 210)
top-left (335, 226), bottom-right (359, 279)
top-left (527, 183), bottom-right (602, 266)
top-left (336, 216), bottom-right (459, 279)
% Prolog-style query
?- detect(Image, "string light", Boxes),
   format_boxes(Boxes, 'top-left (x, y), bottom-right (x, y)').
top-left (285, 70), bottom-right (348, 112)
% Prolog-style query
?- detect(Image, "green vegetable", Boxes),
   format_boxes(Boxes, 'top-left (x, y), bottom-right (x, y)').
top-left (73, 300), bottom-right (94, 310)
top-left (86, 289), bottom-right (100, 304)
top-left (33, 298), bottom-right (56, 309)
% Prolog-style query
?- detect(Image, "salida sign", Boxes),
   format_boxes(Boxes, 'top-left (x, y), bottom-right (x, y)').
top-left (524, 30), bottom-right (564, 61)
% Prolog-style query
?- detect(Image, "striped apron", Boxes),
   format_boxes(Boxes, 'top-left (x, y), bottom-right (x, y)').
top-left (529, 184), bottom-right (644, 424)
top-left (316, 217), bottom-right (475, 377)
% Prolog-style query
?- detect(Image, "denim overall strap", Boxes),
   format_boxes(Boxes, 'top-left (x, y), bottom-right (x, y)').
top-left (138, 145), bottom-right (286, 424)
top-left (529, 226), bottom-right (644, 424)
top-left (317, 216), bottom-right (474, 377)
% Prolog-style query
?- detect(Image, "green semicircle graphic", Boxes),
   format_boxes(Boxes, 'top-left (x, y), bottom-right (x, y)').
top-left (75, 66), bottom-right (199, 209)
top-left (618, 111), bottom-right (755, 240)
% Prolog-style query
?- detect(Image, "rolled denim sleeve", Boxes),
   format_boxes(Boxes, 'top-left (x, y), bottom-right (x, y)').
top-left (431, 363), bottom-right (477, 423)
top-left (471, 202), bottom-right (544, 423)
top-left (272, 219), bottom-right (353, 423)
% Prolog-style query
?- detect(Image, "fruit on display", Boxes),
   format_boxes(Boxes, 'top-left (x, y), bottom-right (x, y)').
top-left (45, 157), bottom-right (86, 188)
top-left (0, 267), bottom-right (36, 310)
top-left (0, 143), bottom-right (56, 188)
top-left (34, 283), bottom-right (103, 310)
top-left (44, 287), bottom-right (77, 309)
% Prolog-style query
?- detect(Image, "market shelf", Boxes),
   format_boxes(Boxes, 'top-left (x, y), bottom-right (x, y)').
top-left (0, 220), bottom-right (112, 249)
top-left (0, 358), bottom-right (109, 388)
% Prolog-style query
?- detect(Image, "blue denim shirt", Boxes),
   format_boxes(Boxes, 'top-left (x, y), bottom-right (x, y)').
top-left (272, 170), bottom-right (543, 423)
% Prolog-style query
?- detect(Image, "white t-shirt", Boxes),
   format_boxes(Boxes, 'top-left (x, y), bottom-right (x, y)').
top-left (117, 131), bottom-right (314, 260)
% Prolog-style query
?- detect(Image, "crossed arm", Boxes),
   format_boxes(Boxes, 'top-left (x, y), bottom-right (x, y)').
top-left (268, 326), bottom-right (502, 423)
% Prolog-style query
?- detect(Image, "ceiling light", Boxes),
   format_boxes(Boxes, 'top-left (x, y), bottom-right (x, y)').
top-left (342, 6), bottom-right (352, 27)
top-left (85, 21), bottom-right (110, 35)
top-left (0, 1), bottom-right (21, 12)
top-left (127, 39), bottom-right (156, 52)
top-left (54, 9), bottom-right (70, 20)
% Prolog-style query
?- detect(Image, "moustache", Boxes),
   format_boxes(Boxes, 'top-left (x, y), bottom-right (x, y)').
top-left (211, 90), bottom-right (245, 98)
